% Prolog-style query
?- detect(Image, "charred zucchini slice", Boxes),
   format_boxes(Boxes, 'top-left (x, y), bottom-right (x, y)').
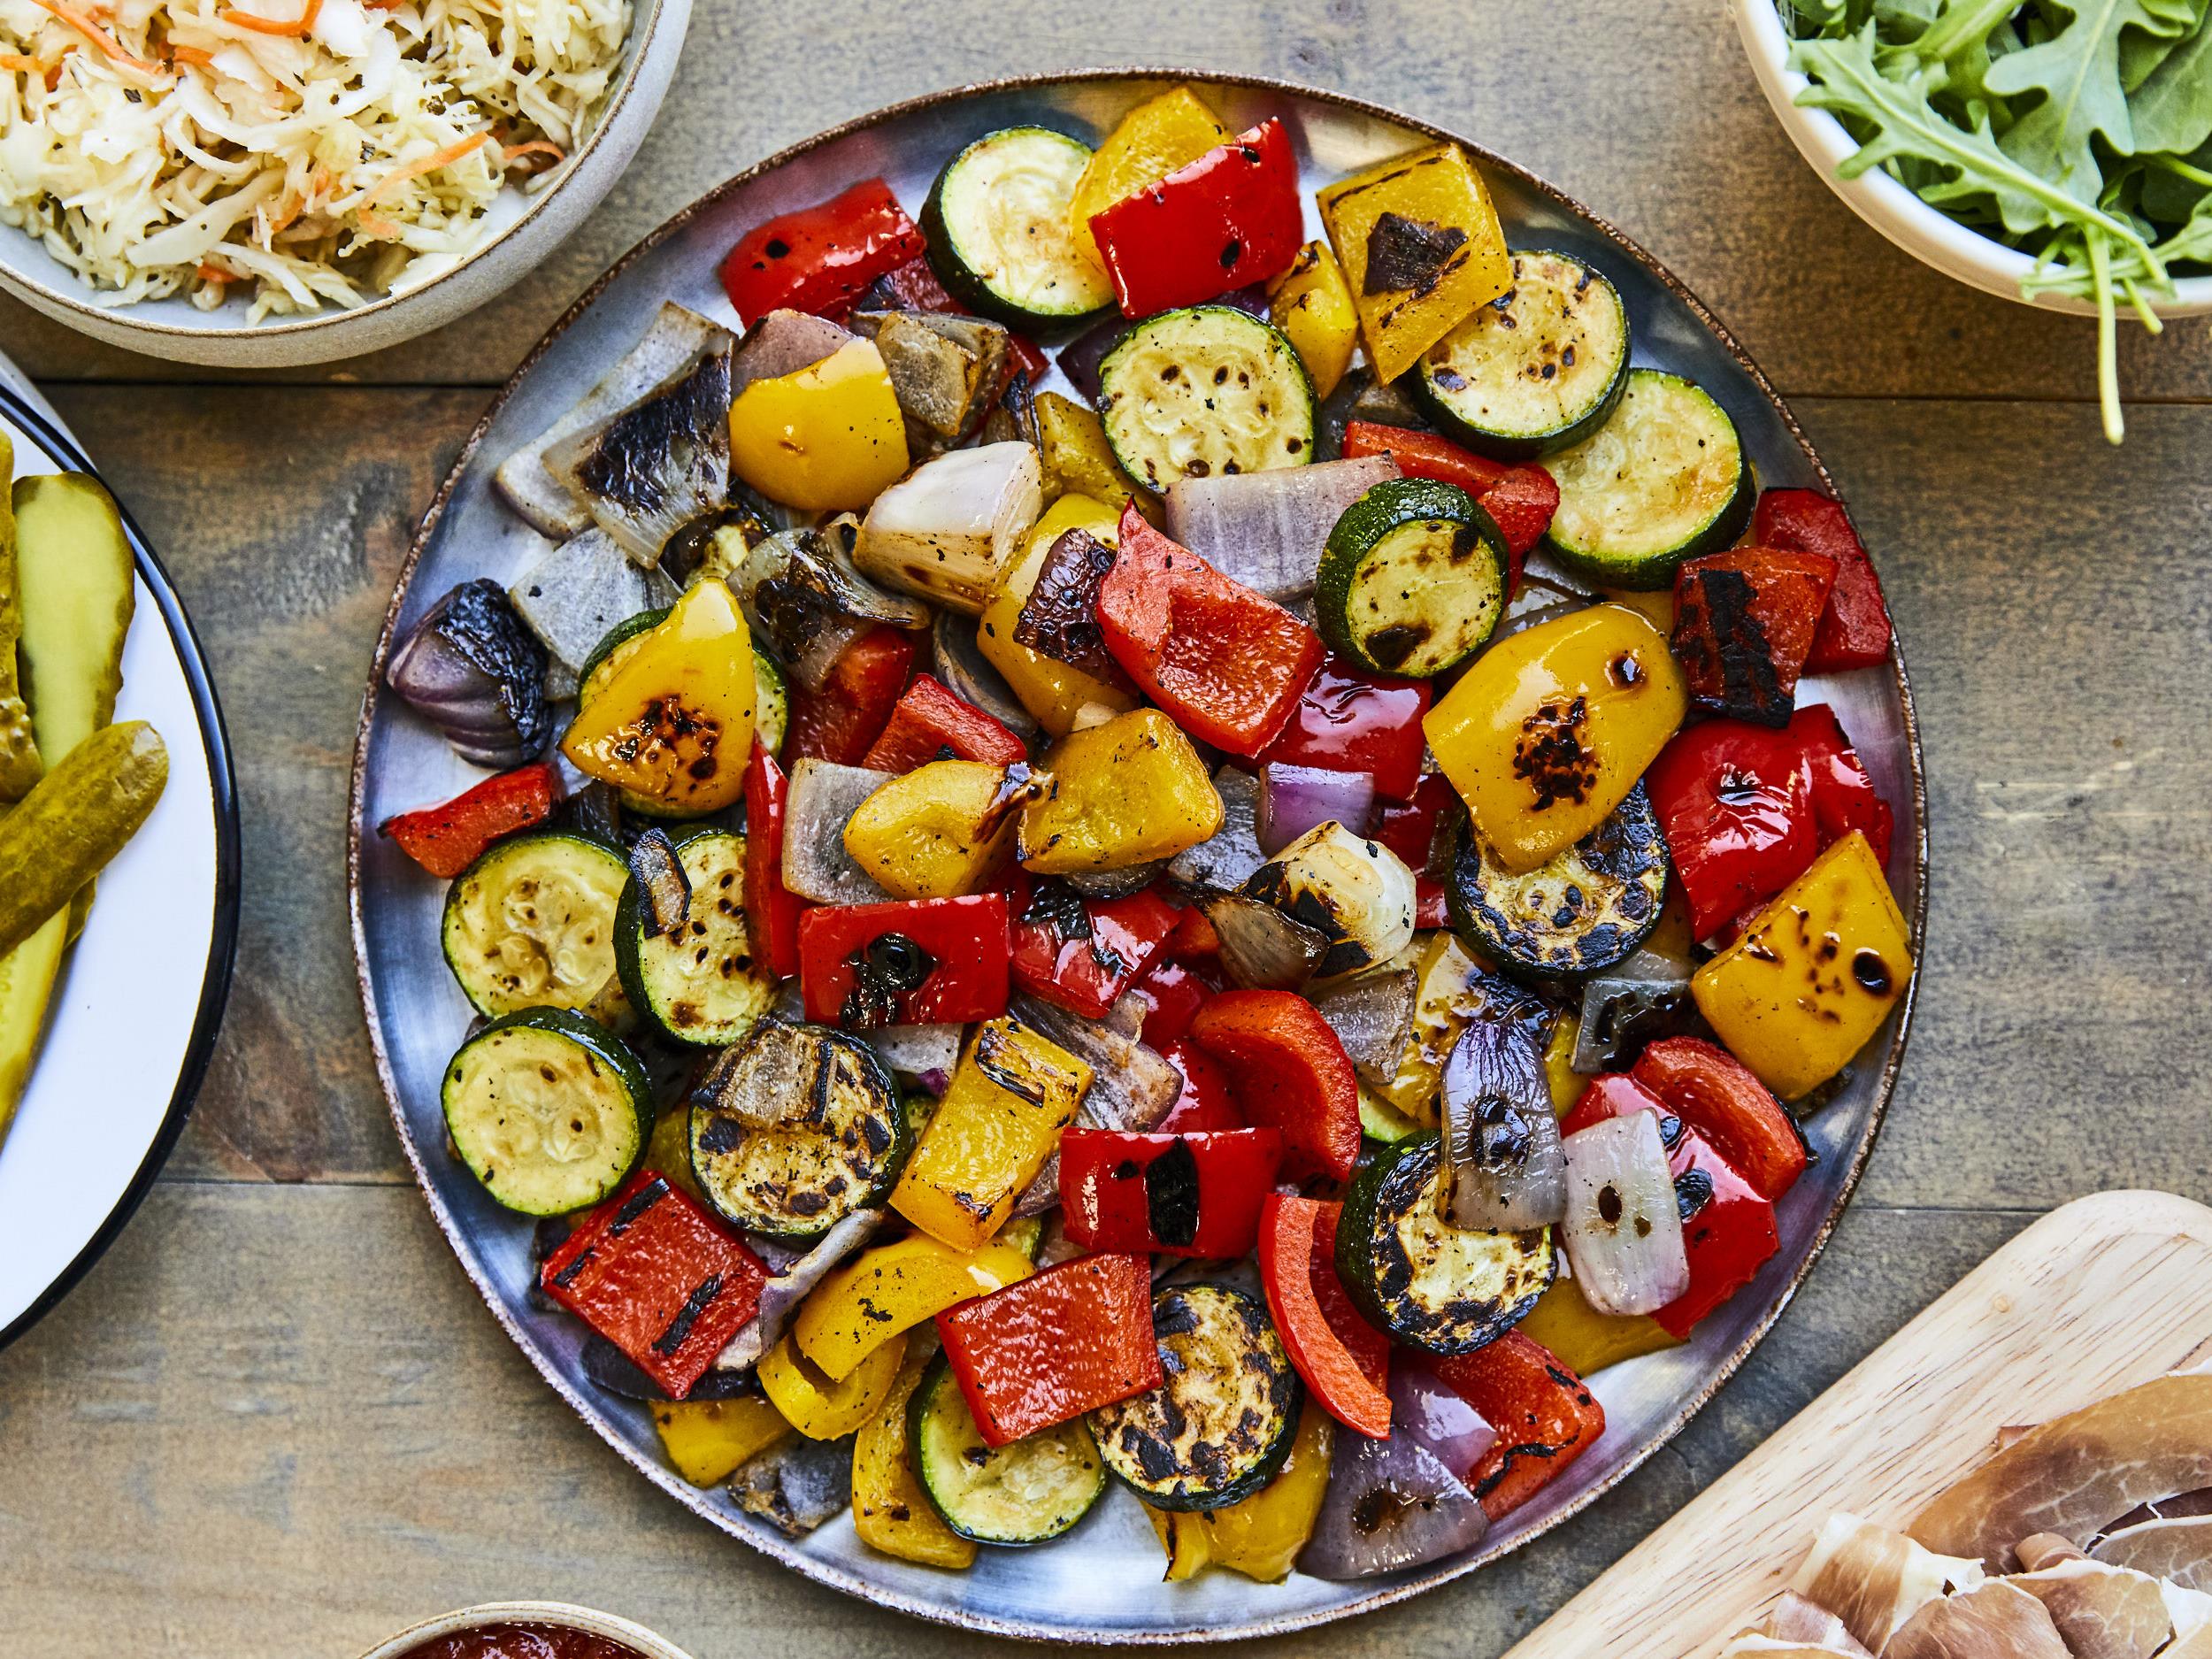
top-left (1446, 782), bottom-right (1669, 981)
top-left (441, 830), bottom-right (632, 1023)
top-left (1336, 1131), bottom-right (1556, 1354)
top-left (1315, 478), bottom-right (1509, 679)
top-left (1539, 368), bottom-right (1752, 590)
top-left (922, 127), bottom-right (1116, 329)
top-left (615, 827), bottom-right (778, 1046)
top-left (442, 1007), bottom-right (650, 1216)
top-left (688, 1017), bottom-right (908, 1243)
top-left (1411, 250), bottom-right (1632, 460)
top-left (1096, 305), bottom-right (1316, 494)
top-left (1089, 1283), bottom-right (1302, 1511)
top-left (910, 1353), bottom-right (1105, 1545)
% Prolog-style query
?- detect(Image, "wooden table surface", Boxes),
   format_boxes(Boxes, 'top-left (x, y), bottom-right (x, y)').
top-left (4, 4), bottom-right (2209, 1655)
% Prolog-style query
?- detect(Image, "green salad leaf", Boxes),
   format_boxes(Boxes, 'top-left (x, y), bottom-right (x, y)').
top-left (1984, 0), bottom-right (2199, 201)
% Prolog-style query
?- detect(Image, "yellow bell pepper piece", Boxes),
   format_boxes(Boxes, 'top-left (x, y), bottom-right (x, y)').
top-left (1545, 1014), bottom-right (1582, 1118)
top-left (1018, 708), bottom-right (1223, 874)
top-left (842, 760), bottom-right (1019, 900)
top-left (853, 1345), bottom-right (979, 1570)
top-left (978, 493), bottom-right (1142, 737)
top-left (1424, 603), bottom-right (1686, 874)
top-left (560, 579), bottom-right (757, 815)
top-left (1517, 1277), bottom-right (1681, 1377)
top-left (649, 1394), bottom-right (791, 1486)
top-left (892, 1017), bottom-right (1093, 1250)
top-left (728, 338), bottom-right (909, 512)
top-left (793, 1233), bottom-right (1034, 1380)
top-left (759, 1329), bottom-right (908, 1440)
top-left (645, 1107), bottom-right (707, 1205)
top-left (1363, 933), bottom-right (1530, 1127)
top-left (1142, 1399), bottom-right (1334, 1582)
top-left (1033, 392), bottom-right (1158, 521)
top-left (1265, 242), bottom-right (1359, 400)
top-left (1317, 142), bottom-right (1514, 383)
top-left (1069, 87), bottom-right (1232, 267)
top-left (1692, 831), bottom-right (1913, 1100)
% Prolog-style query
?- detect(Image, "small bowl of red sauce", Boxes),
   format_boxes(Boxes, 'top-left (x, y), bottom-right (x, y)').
top-left (359, 1602), bottom-right (694, 1659)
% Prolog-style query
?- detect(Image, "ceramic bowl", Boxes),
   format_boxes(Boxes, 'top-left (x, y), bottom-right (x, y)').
top-left (1732, 0), bottom-right (2212, 318)
top-left (0, 0), bottom-right (691, 367)
top-left (355, 1601), bottom-right (695, 1659)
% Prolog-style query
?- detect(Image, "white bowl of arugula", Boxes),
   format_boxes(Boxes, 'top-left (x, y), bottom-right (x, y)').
top-left (1735, 0), bottom-right (2212, 441)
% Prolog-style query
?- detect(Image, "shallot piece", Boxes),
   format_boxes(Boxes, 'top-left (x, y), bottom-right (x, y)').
top-left (1559, 1110), bottom-right (1689, 1317)
top-left (385, 579), bottom-right (551, 769)
top-left (1295, 1425), bottom-right (1489, 1579)
top-left (1792, 1512), bottom-right (1985, 1654)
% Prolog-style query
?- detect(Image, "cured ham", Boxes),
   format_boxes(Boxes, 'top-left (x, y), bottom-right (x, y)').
top-left (1881, 1579), bottom-right (2071, 1659)
top-left (1790, 1513), bottom-right (1983, 1653)
top-left (2090, 1515), bottom-right (2212, 1590)
top-left (2007, 1558), bottom-right (2174, 1659)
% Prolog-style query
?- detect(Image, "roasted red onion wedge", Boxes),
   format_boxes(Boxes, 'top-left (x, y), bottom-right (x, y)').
top-left (1559, 1110), bottom-right (1688, 1317)
top-left (1386, 1357), bottom-right (1497, 1479)
top-left (2091, 1515), bottom-right (2212, 1589)
top-left (1791, 1512), bottom-right (1985, 1653)
top-left (1164, 455), bottom-right (1399, 603)
top-left (1295, 1425), bottom-right (1489, 1580)
top-left (1883, 1578), bottom-right (2071, 1659)
top-left (1910, 1373), bottom-right (2212, 1569)
top-left (1258, 762), bottom-right (1377, 855)
top-left (2007, 1558), bottom-right (2178, 1659)
top-left (1310, 964), bottom-right (1417, 1091)
top-left (1440, 1016), bottom-right (1567, 1232)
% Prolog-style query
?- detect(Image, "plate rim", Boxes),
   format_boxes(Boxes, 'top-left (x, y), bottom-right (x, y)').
top-left (346, 66), bottom-right (1930, 1644)
top-left (0, 380), bottom-right (244, 1352)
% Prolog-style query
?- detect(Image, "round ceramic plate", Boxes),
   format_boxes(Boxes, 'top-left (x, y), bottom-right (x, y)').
top-left (349, 71), bottom-right (1928, 1644)
top-left (0, 359), bottom-right (241, 1348)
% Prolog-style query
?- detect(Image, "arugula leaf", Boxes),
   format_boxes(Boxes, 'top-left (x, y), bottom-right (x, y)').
top-left (1983, 0), bottom-right (2200, 203)
top-left (2131, 11), bottom-right (2212, 152)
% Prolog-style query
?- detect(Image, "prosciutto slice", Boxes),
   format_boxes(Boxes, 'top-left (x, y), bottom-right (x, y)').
top-left (1791, 1513), bottom-right (1984, 1653)
top-left (2090, 1515), bottom-right (2212, 1590)
top-left (1882, 1579), bottom-right (2072, 1659)
top-left (2007, 1559), bottom-right (2175, 1659)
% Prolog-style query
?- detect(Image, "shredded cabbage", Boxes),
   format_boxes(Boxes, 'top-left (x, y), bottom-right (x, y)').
top-left (0, 0), bottom-right (629, 320)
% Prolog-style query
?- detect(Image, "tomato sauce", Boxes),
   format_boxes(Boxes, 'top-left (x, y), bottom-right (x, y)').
top-left (398, 1623), bottom-right (646, 1659)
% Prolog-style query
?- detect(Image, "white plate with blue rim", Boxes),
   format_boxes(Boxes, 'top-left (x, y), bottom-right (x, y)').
top-left (0, 357), bottom-right (240, 1347)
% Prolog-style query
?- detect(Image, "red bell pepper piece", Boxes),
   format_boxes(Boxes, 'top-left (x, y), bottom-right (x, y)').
top-left (1789, 703), bottom-right (1894, 867)
top-left (1156, 1038), bottom-right (1244, 1133)
top-left (540, 1171), bottom-right (769, 1401)
top-left (1126, 956), bottom-right (1212, 1048)
top-left (1007, 876), bottom-right (1182, 1020)
top-left (859, 672), bottom-right (1029, 772)
top-left (864, 254), bottom-right (1052, 383)
top-left (1632, 1035), bottom-right (1807, 1202)
top-left (1058, 1127), bottom-right (1283, 1258)
top-left (1427, 1332), bottom-right (1606, 1522)
top-left (1339, 420), bottom-right (1559, 581)
top-left (1563, 1073), bottom-right (1781, 1338)
top-left (935, 1253), bottom-right (1163, 1446)
top-left (796, 895), bottom-right (1010, 1027)
top-left (1671, 547), bottom-right (1839, 728)
top-left (1258, 652), bottom-right (1432, 803)
top-left (718, 178), bottom-right (925, 326)
top-left (1644, 718), bottom-right (1818, 941)
top-left (1097, 504), bottom-right (1324, 757)
top-left (1087, 119), bottom-right (1304, 318)
top-left (1187, 990), bottom-right (1360, 1181)
top-left (379, 760), bottom-right (560, 879)
top-left (1415, 878), bottom-right (1449, 931)
top-left (741, 739), bottom-right (805, 980)
top-left (1372, 771), bottom-right (1458, 877)
top-left (1258, 1194), bottom-right (1392, 1440)
top-left (1753, 488), bottom-right (1893, 672)
top-left (784, 626), bottom-right (916, 765)
top-left (1163, 903), bottom-right (1220, 960)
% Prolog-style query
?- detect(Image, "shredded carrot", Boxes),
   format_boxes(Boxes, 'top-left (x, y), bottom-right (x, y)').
top-left (166, 41), bottom-right (214, 64)
top-left (196, 262), bottom-right (232, 282)
top-left (266, 189), bottom-right (304, 237)
top-left (0, 52), bottom-right (41, 72)
top-left (222, 0), bottom-right (321, 36)
top-left (501, 140), bottom-right (565, 168)
top-left (355, 130), bottom-right (489, 237)
top-left (23, 0), bottom-right (165, 76)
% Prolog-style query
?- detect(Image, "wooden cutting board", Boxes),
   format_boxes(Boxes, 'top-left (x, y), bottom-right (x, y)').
top-left (1502, 1188), bottom-right (2212, 1659)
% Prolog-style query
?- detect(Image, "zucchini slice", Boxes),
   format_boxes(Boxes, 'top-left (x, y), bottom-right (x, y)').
top-left (442, 1007), bottom-right (651, 1216)
top-left (922, 127), bottom-right (1116, 329)
top-left (1315, 478), bottom-right (1508, 678)
top-left (910, 1353), bottom-right (1105, 1545)
top-left (1411, 250), bottom-right (1632, 459)
top-left (1097, 305), bottom-right (1317, 494)
top-left (1539, 368), bottom-right (1752, 590)
top-left (576, 605), bottom-right (667, 698)
top-left (1336, 1131), bottom-right (1556, 1354)
top-left (441, 830), bottom-right (632, 1022)
top-left (1089, 1283), bottom-right (1301, 1512)
top-left (688, 1017), bottom-right (908, 1243)
top-left (615, 827), bottom-right (778, 1046)
top-left (1446, 781), bottom-right (1669, 981)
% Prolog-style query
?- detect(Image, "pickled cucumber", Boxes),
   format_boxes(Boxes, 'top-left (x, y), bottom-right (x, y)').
top-left (0, 721), bottom-right (168, 960)
top-left (0, 434), bottom-right (39, 803)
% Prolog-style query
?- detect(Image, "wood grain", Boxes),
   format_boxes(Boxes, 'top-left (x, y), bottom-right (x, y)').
top-left (1501, 1190), bottom-right (2212, 1659)
top-left (6, 1), bottom-right (2211, 401)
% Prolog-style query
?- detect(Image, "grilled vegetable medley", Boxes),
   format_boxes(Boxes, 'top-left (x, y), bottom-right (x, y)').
top-left (379, 86), bottom-right (1916, 1584)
